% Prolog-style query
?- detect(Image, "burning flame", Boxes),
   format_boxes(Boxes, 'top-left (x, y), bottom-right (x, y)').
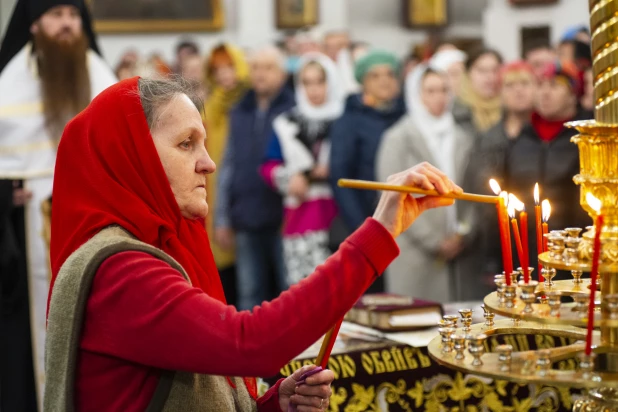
top-left (586, 193), bottom-right (602, 213)
top-left (489, 179), bottom-right (501, 195)
top-left (508, 194), bottom-right (525, 212)
top-left (507, 201), bottom-right (515, 219)
top-left (541, 199), bottom-right (551, 222)
top-left (534, 183), bottom-right (539, 206)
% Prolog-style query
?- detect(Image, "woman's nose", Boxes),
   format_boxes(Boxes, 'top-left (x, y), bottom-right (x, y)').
top-left (196, 150), bottom-right (216, 174)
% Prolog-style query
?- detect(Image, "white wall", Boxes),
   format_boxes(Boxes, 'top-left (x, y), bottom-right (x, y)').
top-left (483, 0), bottom-right (589, 62)
top-left (0, 0), bottom-right (488, 68)
top-left (348, 0), bottom-right (485, 56)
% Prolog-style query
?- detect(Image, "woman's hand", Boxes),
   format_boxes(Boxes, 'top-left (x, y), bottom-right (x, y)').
top-left (373, 162), bottom-right (462, 238)
top-left (288, 173), bottom-right (310, 200)
top-left (279, 365), bottom-right (334, 411)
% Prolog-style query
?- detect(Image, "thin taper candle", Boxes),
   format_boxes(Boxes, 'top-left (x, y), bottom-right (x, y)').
top-left (510, 216), bottom-right (525, 281)
top-left (585, 194), bottom-right (603, 356)
top-left (520, 209), bottom-right (529, 283)
top-left (534, 184), bottom-right (543, 280)
top-left (337, 179), bottom-right (499, 203)
top-left (316, 319), bottom-right (343, 368)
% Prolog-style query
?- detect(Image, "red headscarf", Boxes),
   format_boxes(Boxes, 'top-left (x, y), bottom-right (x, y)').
top-left (49, 77), bottom-right (258, 399)
top-left (50, 76), bottom-right (226, 303)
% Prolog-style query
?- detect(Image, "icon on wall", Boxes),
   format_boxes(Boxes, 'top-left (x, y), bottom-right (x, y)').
top-left (89, 0), bottom-right (224, 33)
top-left (276, 0), bottom-right (319, 29)
top-left (402, 0), bottom-right (449, 28)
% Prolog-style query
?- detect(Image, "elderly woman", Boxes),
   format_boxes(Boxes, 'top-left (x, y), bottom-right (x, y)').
top-left (45, 77), bottom-right (459, 411)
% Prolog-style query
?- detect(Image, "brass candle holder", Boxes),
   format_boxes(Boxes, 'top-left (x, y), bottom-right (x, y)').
top-left (429, 2), bottom-right (618, 409)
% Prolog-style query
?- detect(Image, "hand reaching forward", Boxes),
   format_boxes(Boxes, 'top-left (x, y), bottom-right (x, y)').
top-left (373, 162), bottom-right (462, 237)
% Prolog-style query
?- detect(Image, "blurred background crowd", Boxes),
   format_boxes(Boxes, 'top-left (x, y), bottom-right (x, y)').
top-left (108, 20), bottom-right (593, 309)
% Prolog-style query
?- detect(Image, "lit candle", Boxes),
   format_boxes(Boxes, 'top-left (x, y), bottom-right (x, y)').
top-left (541, 199), bottom-right (551, 252)
top-left (585, 193), bottom-right (603, 356)
top-left (521, 207), bottom-right (529, 283)
top-left (534, 184), bottom-right (543, 274)
top-left (490, 180), bottom-right (513, 284)
top-left (508, 195), bottom-right (527, 283)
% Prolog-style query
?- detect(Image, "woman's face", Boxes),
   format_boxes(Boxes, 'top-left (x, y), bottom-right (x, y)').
top-left (469, 53), bottom-right (501, 99)
top-left (151, 94), bottom-right (216, 220)
top-left (501, 71), bottom-right (536, 114)
top-left (214, 64), bottom-right (237, 90)
top-left (420, 72), bottom-right (449, 117)
top-left (363, 64), bottom-right (400, 103)
top-left (446, 61), bottom-right (465, 95)
top-left (301, 63), bottom-right (327, 106)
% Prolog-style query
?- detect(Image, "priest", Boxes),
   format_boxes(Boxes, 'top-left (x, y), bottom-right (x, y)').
top-left (0, 1), bottom-right (116, 410)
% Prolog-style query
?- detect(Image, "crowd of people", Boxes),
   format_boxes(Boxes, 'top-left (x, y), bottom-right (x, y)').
top-left (0, 0), bottom-right (596, 410)
top-left (119, 26), bottom-right (593, 307)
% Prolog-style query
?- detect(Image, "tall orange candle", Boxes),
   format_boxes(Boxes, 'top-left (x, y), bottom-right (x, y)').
top-left (509, 202), bottom-right (525, 283)
top-left (534, 184), bottom-right (543, 279)
top-left (490, 180), bottom-right (513, 284)
top-left (585, 193), bottom-right (603, 356)
top-left (541, 200), bottom-right (551, 252)
top-left (520, 208), bottom-right (529, 283)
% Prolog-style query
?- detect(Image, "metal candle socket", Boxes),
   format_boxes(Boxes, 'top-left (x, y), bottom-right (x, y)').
top-left (571, 270), bottom-right (584, 285)
top-left (481, 304), bottom-right (495, 327)
top-left (467, 334), bottom-right (487, 367)
top-left (519, 280), bottom-right (538, 314)
top-left (572, 293), bottom-right (589, 315)
top-left (495, 275), bottom-right (506, 307)
top-left (565, 227), bottom-right (583, 238)
top-left (451, 334), bottom-right (467, 361)
top-left (546, 291), bottom-right (562, 317)
top-left (577, 352), bottom-right (596, 378)
top-left (564, 237), bottom-right (582, 264)
top-left (496, 344), bottom-right (513, 372)
top-left (541, 267), bottom-right (557, 287)
top-left (504, 285), bottom-right (518, 309)
top-left (517, 267), bottom-right (535, 283)
top-left (438, 327), bottom-right (455, 353)
top-left (536, 349), bottom-right (552, 376)
top-left (443, 315), bottom-right (459, 328)
top-left (458, 309), bottom-right (473, 333)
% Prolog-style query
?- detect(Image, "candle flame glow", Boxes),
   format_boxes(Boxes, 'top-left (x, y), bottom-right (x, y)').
top-left (586, 193), bottom-right (602, 213)
top-left (507, 201), bottom-right (516, 219)
top-left (489, 179), bottom-right (501, 195)
top-left (534, 183), bottom-right (539, 205)
top-left (541, 199), bottom-right (551, 222)
top-left (508, 194), bottom-right (525, 212)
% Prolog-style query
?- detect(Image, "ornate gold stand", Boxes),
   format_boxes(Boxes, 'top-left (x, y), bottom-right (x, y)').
top-left (429, 2), bottom-right (618, 409)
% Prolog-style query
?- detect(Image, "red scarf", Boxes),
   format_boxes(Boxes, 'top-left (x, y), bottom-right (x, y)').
top-left (49, 77), bottom-right (257, 399)
top-left (531, 112), bottom-right (568, 142)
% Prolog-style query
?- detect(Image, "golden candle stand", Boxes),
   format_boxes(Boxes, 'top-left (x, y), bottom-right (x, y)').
top-left (429, 2), bottom-right (618, 409)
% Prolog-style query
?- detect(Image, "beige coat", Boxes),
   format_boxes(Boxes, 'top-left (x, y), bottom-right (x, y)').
top-left (376, 116), bottom-right (475, 303)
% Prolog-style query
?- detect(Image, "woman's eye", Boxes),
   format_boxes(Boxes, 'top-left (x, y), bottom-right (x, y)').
top-left (180, 140), bottom-right (191, 149)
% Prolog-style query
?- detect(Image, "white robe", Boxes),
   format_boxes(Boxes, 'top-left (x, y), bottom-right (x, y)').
top-left (0, 43), bottom-right (117, 408)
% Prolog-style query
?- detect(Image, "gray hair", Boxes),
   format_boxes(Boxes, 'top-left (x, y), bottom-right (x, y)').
top-left (248, 45), bottom-right (287, 71)
top-left (137, 76), bottom-right (204, 129)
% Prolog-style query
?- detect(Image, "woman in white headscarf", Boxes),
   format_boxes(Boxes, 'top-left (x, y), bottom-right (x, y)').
top-left (376, 65), bottom-right (475, 302)
top-left (261, 53), bottom-right (345, 286)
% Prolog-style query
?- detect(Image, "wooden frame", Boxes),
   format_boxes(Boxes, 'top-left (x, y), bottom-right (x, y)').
top-left (402, 0), bottom-right (449, 29)
top-left (275, 0), bottom-right (319, 29)
top-left (89, 0), bottom-right (224, 33)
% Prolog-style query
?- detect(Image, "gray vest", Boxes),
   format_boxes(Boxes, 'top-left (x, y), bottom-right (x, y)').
top-left (44, 226), bottom-right (257, 412)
